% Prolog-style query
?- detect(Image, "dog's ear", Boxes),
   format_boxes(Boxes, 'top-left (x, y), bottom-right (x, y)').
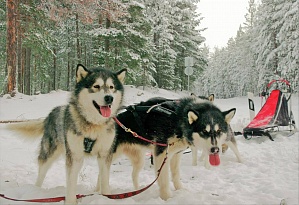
top-left (76, 64), bottom-right (90, 83)
top-left (116, 69), bottom-right (127, 84)
top-left (208, 94), bottom-right (214, 102)
top-left (223, 108), bottom-right (236, 123)
top-left (188, 111), bottom-right (198, 124)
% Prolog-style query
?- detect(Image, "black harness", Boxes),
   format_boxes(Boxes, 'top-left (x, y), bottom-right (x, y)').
top-left (84, 138), bottom-right (97, 153)
top-left (125, 101), bottom-right (177, 136)
top-left (83, 100), bottom-right (177, 153)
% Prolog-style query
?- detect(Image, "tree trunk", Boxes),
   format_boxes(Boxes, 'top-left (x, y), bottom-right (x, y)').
top-left (24, 47), bottom-right (31, 95)
top-left (33, 56), bottom-right (37, 94)
top-left (76, 13), bottom-right (81, 63)
top-left (6, 0), bottom-right (17, 94)
top-left (53, 48), bottom-right (57, 91)
top-left (84, 42), bottom-right (87, 66)
top-left (21, 47), bottom-right (26, 92)
top-left (67, 43), bottom-right (71, 90)
top-left (272, 31), bottom-right (279, 75)
top-left (153, 32), bottom-right (160, 87)
top-left (16, 0), bottom-right (23, 93)
top-left (105, 17), bottom-right (111, 68)
top-left (70, 61), bottom-right (75, 90)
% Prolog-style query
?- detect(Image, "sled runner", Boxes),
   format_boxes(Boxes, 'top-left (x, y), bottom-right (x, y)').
top-left (243, 79), bottom-right (297, 140)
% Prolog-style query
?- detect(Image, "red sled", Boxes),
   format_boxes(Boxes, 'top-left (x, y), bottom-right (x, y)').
top-left (243, 79), bottom-right (297, 140)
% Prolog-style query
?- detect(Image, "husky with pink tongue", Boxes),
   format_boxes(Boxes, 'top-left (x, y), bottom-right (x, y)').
top-left (6, 64), bottom-right (126, 204)
top-left (108, 97), bottom-right (236, 200)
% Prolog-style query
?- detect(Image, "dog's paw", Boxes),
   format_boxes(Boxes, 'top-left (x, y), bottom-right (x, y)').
top-left (101, 186), bottom-right (111, 195)
top-left (64, 198), bottom-right (78, 205)
top-left (204, 161), bottom-right (211, 169)
top-left (94, 186), bottom-right (100, 193)
top-left (160, 189), bottom-right (172, 200)
top-left (199, 154), bottom-right (205, 162)
top-left (95, 186), bottom-right (111, 195)
top-left (222, 144), bottom-right (228, 153)
top-left (237, 157), bottom-right (243, 163)
top-left (192, 160), bottom-right (197, 166)
top-left (173, 181), bottom-right (183, 190)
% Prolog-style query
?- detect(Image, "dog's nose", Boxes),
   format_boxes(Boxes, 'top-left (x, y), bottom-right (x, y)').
top-left (210, 147), bottom-right (219, 154)
top-left (104, 95), bottom-right (113, 104)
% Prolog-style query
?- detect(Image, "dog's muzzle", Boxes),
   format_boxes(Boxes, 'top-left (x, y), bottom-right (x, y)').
top-left (209, 147), bottom-right (220, 166)
top-left (210, 147), bottom-right (219, 154)
top-left (93, 100), bottom-right (112, 118)
top-left (104, 95), bottom-right (113, 104)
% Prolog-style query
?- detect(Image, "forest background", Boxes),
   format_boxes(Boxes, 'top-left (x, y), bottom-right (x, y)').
top-left (1, 0), bottom-right (298, 98)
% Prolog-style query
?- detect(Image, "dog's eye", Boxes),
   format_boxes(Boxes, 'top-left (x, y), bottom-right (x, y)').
top-left (216, 129), bottom-right (221, 134)
top-left (94, 85), bottom-right (100, 89)
top-left (202, 130), bottom-right (209, 135)
top-left (109, 85), bottom-right (114, 89)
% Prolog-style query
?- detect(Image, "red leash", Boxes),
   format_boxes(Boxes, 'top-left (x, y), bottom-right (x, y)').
top-left (0, 144), bottom-right (169, 203)
top-left (0, 194), bottom-right (88, 202)
top-left (113, 117), bottom-right (168, 147)
top-left (103, 152), bottom-right (168, 199)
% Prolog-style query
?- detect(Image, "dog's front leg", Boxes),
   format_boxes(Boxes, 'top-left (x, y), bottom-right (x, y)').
top-left (191, 146), bottom-right (198, 166)
top-left (126, 148), bottom-right (145, 189)
top-left (154, 152), bottom-right (171, 200)
top-left (199, 150), bottom-right (205, 162)
top-left (95, 156), bottom-right (111, 194)
top-left (170, 152), bottom-right (183, 190)
top-left (226, 141), bottom-right (243, 163)
top-left (203, 149), bottom-right (211, 169)
top-left (65, 157), bottom-right (83, 204)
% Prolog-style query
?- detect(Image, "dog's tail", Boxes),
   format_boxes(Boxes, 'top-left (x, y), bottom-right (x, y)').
top-left (6, 119), bottom-right (45, 138)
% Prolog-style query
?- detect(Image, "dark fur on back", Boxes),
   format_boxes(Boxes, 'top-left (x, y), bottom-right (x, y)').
top-left (112, 97), bottom-right (177, 148)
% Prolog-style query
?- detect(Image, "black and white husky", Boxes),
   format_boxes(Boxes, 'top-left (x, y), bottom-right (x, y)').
top-left (190, 93), bottom-right (243, 168)
top-left (108, 97), bottom-right (236, 200)
top-left (7, 64), bottom-right (126, 204)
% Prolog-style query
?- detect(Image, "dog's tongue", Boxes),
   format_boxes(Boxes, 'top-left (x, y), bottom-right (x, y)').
top-left (100, 106), bottom-right (111, 118)
top-left (209, 154), bottom-right (220, 166)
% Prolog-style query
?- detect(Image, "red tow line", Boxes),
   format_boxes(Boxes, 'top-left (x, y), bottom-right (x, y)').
top-left (0, 155), bottom-right (168, 203)
top-left (0, 194), bottom-right (78, 203)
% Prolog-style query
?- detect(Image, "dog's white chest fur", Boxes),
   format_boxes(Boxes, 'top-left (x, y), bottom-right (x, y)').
top-left (67, 122), bottom-right (115, 157)
top-left (88, 126), bottom-right (115, 156)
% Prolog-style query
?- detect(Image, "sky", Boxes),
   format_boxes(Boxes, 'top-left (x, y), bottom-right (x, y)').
top-left (197, 0), bottom-right (249, 49)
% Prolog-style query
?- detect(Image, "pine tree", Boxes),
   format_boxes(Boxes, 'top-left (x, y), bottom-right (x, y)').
top-left (1, 0), bottom-right (207, 94)
top-left (275, 0), bottom-right (299, 90)
top-left (187, 0), bottom-right (298, 97)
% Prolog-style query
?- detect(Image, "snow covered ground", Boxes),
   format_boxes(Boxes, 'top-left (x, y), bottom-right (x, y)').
top-left (0, 86), bottom-right (298, 205)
